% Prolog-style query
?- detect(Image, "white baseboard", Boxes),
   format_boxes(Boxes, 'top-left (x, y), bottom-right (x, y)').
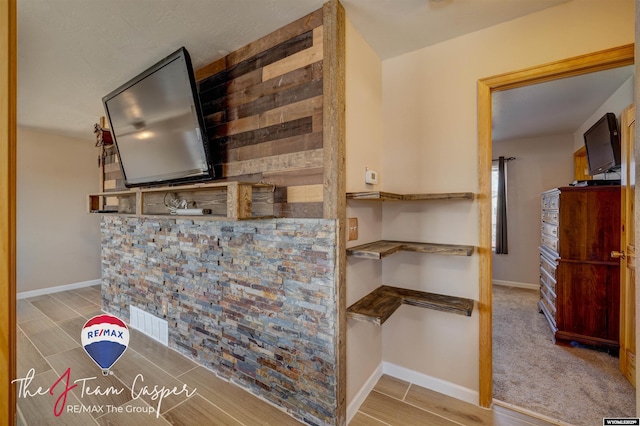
top-left (382, 362), bottom-right (478, 406)
top-left (347, 362), bottom-right (479, 418)
top-left (17, 279), bottom-right (101, 300)
top-left (347, 363), bottom-right (383, 423)
top-left (492, 279), bottom-right (538, 291)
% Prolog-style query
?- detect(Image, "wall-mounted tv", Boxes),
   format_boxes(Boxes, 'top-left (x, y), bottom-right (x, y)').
top-left (584, 112), bottom-right (620, 176)
top-left (103, 47), bottom-right (214, 188)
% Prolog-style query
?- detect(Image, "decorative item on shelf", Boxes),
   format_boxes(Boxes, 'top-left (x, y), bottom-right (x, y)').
top-left (163, 192), bottom-right (211, 215)
top-left (164, 192), bottom-right (187, 214)
top-left (258, 179), bottom-right (277, 192)
top-left (93, 121), bottom-right (113, 147)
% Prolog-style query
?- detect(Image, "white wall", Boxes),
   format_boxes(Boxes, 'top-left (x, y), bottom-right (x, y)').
top-left (492, 134), bottom-right (575, 286)
top-left (344, 17), bottom-right (384, 409)
top-left (380, 0), bottom-right (634, 400)
top-left (17, 127), bottom-right (101, 293)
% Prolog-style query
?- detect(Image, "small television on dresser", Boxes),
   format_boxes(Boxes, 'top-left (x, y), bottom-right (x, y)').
top-left (584, 112), bottom-right (621, 176)
top-left (102, 47), bottom-right (214, 188)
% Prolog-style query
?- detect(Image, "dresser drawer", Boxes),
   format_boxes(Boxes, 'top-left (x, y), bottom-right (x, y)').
top-left (539, 292), bottom-right (557, 323)
top-left (540, 282), bottom-right (557, 310)
top-left (542, 210), bottom-right (559, 224)
top-left (541, 222), bottom-right (558, 238)
top-left (540, 268), bottom-right (557, 297)
top-left (542, 192), bottom-right (559, 210)
top-left (541, 233), bottom-right (558, 254)
top-left (540, 253), bottom-right (557, 280)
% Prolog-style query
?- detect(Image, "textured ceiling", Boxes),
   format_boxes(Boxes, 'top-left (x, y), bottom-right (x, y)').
top-left (18, 0), bottom-right (577, 141)
top-left (342, 0), bottom-right (569, 59)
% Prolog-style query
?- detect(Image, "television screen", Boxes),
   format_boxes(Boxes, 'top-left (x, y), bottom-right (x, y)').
top-left (584, 112), bottom-right (620, 176)
top-left (103, 47), bottom-right (214, 187)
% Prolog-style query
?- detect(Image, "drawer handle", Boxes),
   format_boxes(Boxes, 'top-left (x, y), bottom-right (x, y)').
top-left (611, 250), bottom-right (626, 259)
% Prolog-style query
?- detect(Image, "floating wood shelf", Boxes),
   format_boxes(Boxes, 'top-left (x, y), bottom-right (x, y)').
top-left (347, 191), bottom-right (474, 201)
top-left (87, 181), bottom-right (274, 220)
top-left (347, 285), bottom-right (474, 325)
top-left (347, 240), bottom-right (474, 259)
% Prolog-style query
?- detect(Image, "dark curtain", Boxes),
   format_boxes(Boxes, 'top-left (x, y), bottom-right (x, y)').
top-left (495, 156), bottom-right (508, 254)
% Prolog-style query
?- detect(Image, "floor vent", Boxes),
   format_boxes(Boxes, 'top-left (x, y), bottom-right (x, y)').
top-left (129, 306), bottom-right (168, 346)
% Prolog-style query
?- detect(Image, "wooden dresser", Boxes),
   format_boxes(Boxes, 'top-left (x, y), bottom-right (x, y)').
top-left (539, 186), bottom-right (621, 350)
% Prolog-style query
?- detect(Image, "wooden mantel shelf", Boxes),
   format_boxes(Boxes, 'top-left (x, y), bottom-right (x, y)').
top-left (87, 181), bottom-right (274, 220)
top-left (347, 191), bottom-right (474, 201)
top-left (347, 285), bottom-right (474, 325)
top-left (347, 240), bottom-right (474, 259)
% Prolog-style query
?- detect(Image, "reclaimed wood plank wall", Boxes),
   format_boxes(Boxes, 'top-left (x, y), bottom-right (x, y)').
top-left (197, 9), bottom-right (324, 218)
top-left (101, 144), bottom-right (122, 208)
top-left (102, 9), bottom-right (325, 218)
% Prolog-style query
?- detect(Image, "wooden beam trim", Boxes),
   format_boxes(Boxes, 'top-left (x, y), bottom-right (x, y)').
top-left (0, 0), bottom-right (17, 422)
top-left (477, 79), bottom-right (493, 408)
top-left (323, 1), bottom-right (346, 424)
top-left (322, 1), bottom-right (345, 219)
top-left (480, 44), bottom-right (634, 92)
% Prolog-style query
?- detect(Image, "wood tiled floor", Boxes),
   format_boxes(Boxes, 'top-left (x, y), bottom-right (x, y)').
top-left (16, 286), bottom-right (300, 426)
top-left (16, 285), bottom-right (558, 425)
top-left (351, 375), bottom-right (562, 426)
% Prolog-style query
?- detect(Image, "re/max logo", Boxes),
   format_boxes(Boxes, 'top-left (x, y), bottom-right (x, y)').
top-left (86, 329), bottom-right (124, 339)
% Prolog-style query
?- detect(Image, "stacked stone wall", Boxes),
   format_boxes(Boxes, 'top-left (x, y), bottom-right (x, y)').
top-left (101, 216), bottom-right (337, 425)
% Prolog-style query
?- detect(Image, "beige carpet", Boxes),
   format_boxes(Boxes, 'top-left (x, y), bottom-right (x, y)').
top-left (492, 285), bottom-right (635, 425)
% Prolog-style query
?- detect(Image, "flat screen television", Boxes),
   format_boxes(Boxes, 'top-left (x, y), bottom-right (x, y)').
top-left (102, 47), bottom-right (214, 188)
top-left (584, 112), bottom-right (620, 176)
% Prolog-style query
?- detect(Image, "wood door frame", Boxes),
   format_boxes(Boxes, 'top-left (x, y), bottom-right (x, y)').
top-left (619, 104), bottom-right (635, 386)
top-left (0, 0), bottom-right (17, 424)
top-left (477, 44), bottom-right (635, 408)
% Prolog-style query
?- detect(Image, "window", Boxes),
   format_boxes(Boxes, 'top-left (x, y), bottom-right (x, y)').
top-left (491, 163), bottom-right (499, 249)
top-left (493, 157), bottom-right (509, 254)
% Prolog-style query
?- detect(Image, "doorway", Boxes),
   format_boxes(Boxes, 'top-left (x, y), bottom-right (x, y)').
top-left (477, 44), bottom-right (635, 410)
top-left (489, 68), bottom-right (634, 420)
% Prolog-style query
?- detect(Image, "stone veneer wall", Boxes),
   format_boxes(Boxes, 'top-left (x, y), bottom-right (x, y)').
top-left (101, 215), bottom-right (337, 425)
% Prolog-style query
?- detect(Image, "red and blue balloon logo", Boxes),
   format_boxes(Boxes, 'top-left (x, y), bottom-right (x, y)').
top-left (81, 314), bottom-right (129, 375)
